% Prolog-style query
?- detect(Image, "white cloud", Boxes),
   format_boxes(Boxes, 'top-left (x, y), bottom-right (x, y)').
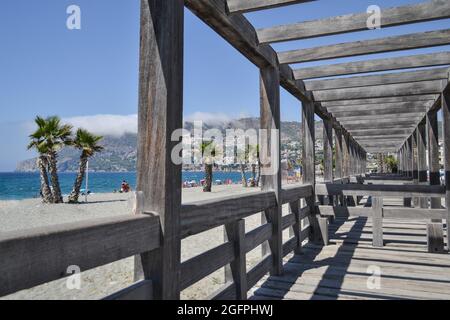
top-left (63, 114), bottom-right (138, 137)
top-left (184, 112), bottom-right (251, 125)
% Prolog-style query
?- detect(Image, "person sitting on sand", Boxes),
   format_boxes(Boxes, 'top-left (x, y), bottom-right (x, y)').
top-left (120, 180), bottom-right (131, 193)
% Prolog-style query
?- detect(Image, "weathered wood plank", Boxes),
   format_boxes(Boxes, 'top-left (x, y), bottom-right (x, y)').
top-left (323, 118), bottom-right (333, 183)
top-left (180, 241), bottom-right (235, 290)
top-left (442, 89), bottom-right (450, 247)
top-left (317, 205), bottom-right (373, 218)
top-left (281, 184), bottom-right (313, 204)
top-left (0, 214), bottom-right (160, 297)
top-left (260, 65), bottom-right (283, 275)
top-left (383, 208), bottom-right (447, 220)
top-left (225, 219), bottom-right (247, 299)
top-left (321, 95), bottom-right (439, 107)
top-left (294, 52), bottom-right (450, 79)
top-left (336, 114), bottom-right (425, 122)
top-left (417, 121), bottom-right (428, 208)
top-left (350, 128), bottom-right (415, 137)
top-left (313, 80), bottom-right (445, 101)
top-left (135, 0), bottom-right (184, 300)
top-left (344, 123), bottom-right (416, 130)
top-left (244, 223), bottom-right (273, 253)
top-left (181, 190), bottom-right (276, 237)
top-left (315, 183), bottom-right (445, 197)
top-left (257, 0), bottom-right (450, 43)
top-left (332, 106), bottom-right (427, 118)
top-left (227, 0), bottom-right (314, 13)
top-left (427, 223), bottom-right (445, 253)
top-left (279, 29), bottom-right (450, 64)
top-left (326, 101), bottom-right (433, 113)
top-left (427, 109), bottom-right (444, 251)
top-left (104, 280), bottom-right (153, 300)
top-left (306, 69), bottom-right (449, 91)
top-left (334, 128), bottom-right (343, 180)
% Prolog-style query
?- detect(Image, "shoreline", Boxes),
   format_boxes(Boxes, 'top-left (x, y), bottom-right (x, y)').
top-left (0, 170), bottom-right (259, 201)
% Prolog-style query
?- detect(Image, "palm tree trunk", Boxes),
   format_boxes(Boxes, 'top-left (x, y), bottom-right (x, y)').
top-left (256, 159), bottom-right (261, 187)
top-left (251, 164), bottom-right (256, 187)
top-left (203, 164), bottom-right (212, 192)
top-left (68, 154), bottom-right (88, 203)
top-left (37, 156), bottom-right (53, 203)
top-left (240, 163), bottom-right (248, 187)
top-left (48, 151), bottom-right (63, 203)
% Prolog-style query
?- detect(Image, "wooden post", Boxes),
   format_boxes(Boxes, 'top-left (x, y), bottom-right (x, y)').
top-left (260, 65), bottom-right (283, 275)
top-left (225, 219), bottom-right (247, 299)
top-left (428, 111), bottom-right (442, 209)
top-left (334, 127), bottom-right (344, 206)
top-left (334, 127), bottom-right (343, 181)
top-left (417, 120), bottom-right (428, 208)
top-left (323, 118), bottom-right (333, 206)
top-left (404, 136), bottom-right (413, 207)
top-left (412, 129), bottom-right (419, 207)
top-left (323, 118), bottom-right (333, 183)
top-left (289, 200), bottom-right (302, 254)
top-left (135, 0), bottom-right (184, 300)
top-left (442, 90), bottom-right (450, 253)
top-left (303, 100), bottom-right (323, 244)
top-left (372, 197), bottom-right (384, 247)
top-left (342, 131), bottom-right (350, 179)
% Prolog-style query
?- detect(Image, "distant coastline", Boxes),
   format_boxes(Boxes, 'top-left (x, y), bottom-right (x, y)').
top-left (0, 171), bottom-right (252, 201)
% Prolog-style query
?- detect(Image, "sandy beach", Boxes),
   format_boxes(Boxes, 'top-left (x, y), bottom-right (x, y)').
top-left (0, 185), bottom-right (294, 300)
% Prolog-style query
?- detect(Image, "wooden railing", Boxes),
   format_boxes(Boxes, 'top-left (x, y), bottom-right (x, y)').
top-left (0, 184), bottom-right (314, 300)
top-left (315, 183), bottom-right (447, 249)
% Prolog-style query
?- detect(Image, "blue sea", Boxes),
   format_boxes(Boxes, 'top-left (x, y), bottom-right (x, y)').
top-left (0, 171), bottom-right (252, 200)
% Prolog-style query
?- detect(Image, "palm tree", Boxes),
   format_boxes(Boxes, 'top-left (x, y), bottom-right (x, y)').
top-left (201, 141), bottom-right (216, 192)
top-left (68, 129), bottom-right (104, 203)
top-left (28, 119), bottom-right (53, 203)
top-left (28, 116), bottom-right (72, 203)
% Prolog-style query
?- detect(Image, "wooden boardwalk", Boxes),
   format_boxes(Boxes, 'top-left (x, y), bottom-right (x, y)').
top-left (250, 216), bottom-right (450, 300)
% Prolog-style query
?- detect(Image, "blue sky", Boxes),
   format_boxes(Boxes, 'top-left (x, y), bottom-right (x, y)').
top-left (0, 0), bottom-right (448, 171)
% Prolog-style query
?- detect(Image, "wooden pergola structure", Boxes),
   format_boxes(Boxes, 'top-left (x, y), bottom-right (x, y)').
top-left (1, 0), bottom-right (450, 301)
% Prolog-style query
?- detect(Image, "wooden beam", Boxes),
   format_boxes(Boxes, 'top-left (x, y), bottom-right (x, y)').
top-left (305, 68), bottom-right (449, 91)
top-left (341, 118), bottom-right (421, 125)
top-left (427, 110), bottom-right (442, 209)
top-left (334, 127), bottom-right (343, 180)
top-left (303, 100), bottom-right (321, 243)
top-left (323, 118), bottom-right (333, 182)
top-left (135, 0), bottom-right (184, 300)
top-left (331, 106), bottom-right (427, 118)
top-left (260, 65), bottom-right (283, 275)
top-left (336, 113), bottom-right (426, 122)
top-left (418, 121), bottom-right (428, 208)
top-left (354, 134), bottom-right (410, 140)
top-left (294, 52), bottom-right (450, 80)
top-left (326, 101), bottom-right (434, 113)
top-left (343, 123), bottom-right (416, 130)
top-left (313, 80), bottom-right (445, 101)
top-left (0, 215), bottom-right (160, 297)
top-left (279, 29), bottom-right (450, 64)
top-left (257, 0), bottom-right (450, 43)
top-left (321, 95), bottom-right (439, 107)
top-left (351, 129), bottom-right (414, 136)
top-left (442, 89), bottom-right (450, 248)
top-left (227, 0), bottom-right (314, 13)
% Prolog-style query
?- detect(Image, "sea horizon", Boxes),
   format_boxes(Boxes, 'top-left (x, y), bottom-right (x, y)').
top-left (0, 171), bottom-right (253, 201)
